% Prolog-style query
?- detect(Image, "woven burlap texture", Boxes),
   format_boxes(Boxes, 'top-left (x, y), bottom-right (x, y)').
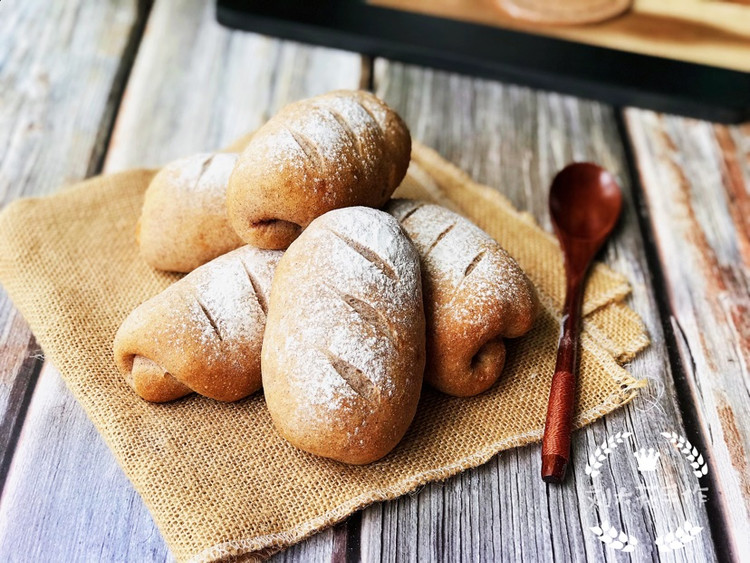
top-left (0, 140), bottom-right (648, 562)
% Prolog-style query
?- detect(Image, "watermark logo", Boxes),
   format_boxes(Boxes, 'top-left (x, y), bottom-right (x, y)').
top-left (633, 447), bottom-right (660, 473)
top-left (655, 521), bottom-right (704, 551)
top-left (584, 431), bottom-right (631, 477)
top-left (661, 431), bottom-right (708, 478)
top-left (590, 523), bottom-right (638, 552)
top-left (584, 430), bottom-right (708, 554)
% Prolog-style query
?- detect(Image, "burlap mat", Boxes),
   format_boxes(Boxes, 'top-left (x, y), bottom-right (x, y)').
top-left (0, 139), bottom-right (648, 562)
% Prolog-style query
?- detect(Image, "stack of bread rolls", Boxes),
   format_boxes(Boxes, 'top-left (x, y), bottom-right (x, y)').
top-left (114, 90), bottom-right (538, 465)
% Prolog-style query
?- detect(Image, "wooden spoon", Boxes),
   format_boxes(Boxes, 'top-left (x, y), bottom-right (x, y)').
top-left (542, 162), bottom-right (623, 484)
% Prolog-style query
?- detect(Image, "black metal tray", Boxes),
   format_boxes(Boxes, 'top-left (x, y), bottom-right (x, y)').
top-left (217, 0), bottom-right (750, 123)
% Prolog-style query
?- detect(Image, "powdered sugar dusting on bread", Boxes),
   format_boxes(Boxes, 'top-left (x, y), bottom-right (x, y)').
top-left (388, 200), bottom-right (535, 333)
top-left (163, 152), bottom-right (238, 196)
top-left (197, 153), bottom-right (238, 192)
top-left (115, 245), bottom-right (282, 401)
top-left (265, 206), bottom-right (423, 439)
top-left (241, 91), bottom-right (391, 201)
top-left (191, 247), bottom-right (279, 345)
top-left (156, 246), bottom-right (280, 365)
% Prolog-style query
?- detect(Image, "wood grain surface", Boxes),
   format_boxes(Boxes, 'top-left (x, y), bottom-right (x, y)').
top-left (0, 364), bottom-right (170, 562)
top-left (0, 0), bottom-right (746, 561)
top-left (624, 108), bottom-right (750, 557)
top-left (0, 0), bottom-right (362, 560)
top-left (0, 0), bottom-right (144, 490)
top-left (369, 0), bottom-right (750, 72)
top-left (360, 60), bottom-right (719, 562)
top-left (104, 0), bottom-right (364, 172)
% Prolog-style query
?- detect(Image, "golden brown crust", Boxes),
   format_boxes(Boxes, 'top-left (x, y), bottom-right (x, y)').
top-left (130, 356), bottom-right (192, 403)
top-left (113, 246), bottom-right (281, 402)
top-left (261, 207), bottom-right (425, 464)
top-left (226, 90), bottom-right (411, 249)
top-left (138, 153), bottom-right (244, 272)
top-left (388, 200), bottom-right (539, 397)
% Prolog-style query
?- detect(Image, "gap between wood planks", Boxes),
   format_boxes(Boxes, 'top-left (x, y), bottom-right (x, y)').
top-left (0, 338), bottom-right (43, 493)
top-left (306, 62), bottom-right (733, 563)
top-left (0, 0), bottom-right (154, 498)
top-left (86, 0), bottom-right (154, 177)
top-left (0, 7), bottom-right (734, 557)
top-left (615, 111), bottom-right (735, 563)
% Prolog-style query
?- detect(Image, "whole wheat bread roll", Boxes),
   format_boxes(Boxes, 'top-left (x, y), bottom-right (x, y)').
top-left (227, 90), bottom-right (411, 250)
top-left (138, 152), bottom-right (244, 272)
top-left (262, 207), bottom-right (425, 464)
top-left (114, 246), bottom-right (281, 402)
top-left (388, 200), bottom-right (538, 397)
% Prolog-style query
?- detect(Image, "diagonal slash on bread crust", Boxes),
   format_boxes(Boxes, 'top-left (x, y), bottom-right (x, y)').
top-left (329, 230), bottom-right (398, 280)
top-left (324, 350), bottom-right (379, 402)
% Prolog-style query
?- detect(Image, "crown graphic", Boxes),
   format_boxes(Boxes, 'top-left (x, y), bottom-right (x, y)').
top-left (634, 447), bottom-right (661, 473)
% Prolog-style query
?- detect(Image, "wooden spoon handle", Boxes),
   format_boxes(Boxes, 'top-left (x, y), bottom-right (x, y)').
top-left (542, 275), bottom-right (584, 483)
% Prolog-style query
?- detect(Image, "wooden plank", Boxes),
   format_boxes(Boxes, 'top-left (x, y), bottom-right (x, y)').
top-left (0, 0), bottom-right (364, 561)
top-left (369, 0), bottom-right (750, 72)
top-left (0, 364), bottom-right (171, 562)
top-left (0, 0), bottom-right (145, 489)
top-left (360, 60), bottom-right (719, 561)
top-left (0, 301), bottom-right (41, 488)
top-left (624, 109), bottom-right (750, 557)
top-left (274, 524), bottom-right (348, 563)
top-left (104, 3), bottom-right (365, 171)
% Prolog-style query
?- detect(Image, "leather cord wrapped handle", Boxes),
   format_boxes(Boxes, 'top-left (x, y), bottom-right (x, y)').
top-left (542, 275), bottom-right (584, 483)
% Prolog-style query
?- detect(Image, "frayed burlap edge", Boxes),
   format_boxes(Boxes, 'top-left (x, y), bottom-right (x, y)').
top-left (0, 136), bottom-right (650, 562)
top-left (191, 384), bottom-right (644, 563)
top-left (189, 293), bottom-right (647, 563)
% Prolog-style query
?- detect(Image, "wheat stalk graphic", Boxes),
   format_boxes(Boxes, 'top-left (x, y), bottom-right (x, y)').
top-left (590, 522), bottom-right (638, 552)
top-left (655, 521), bottom-right (704, 551)
top-left (661, 432), bottom-right (708, 478)
top-left (585, 431), bottom-right (632, 478)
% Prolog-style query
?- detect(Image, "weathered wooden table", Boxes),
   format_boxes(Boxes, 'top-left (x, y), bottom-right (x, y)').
top-left (1, 1), bottom-right (748, 561)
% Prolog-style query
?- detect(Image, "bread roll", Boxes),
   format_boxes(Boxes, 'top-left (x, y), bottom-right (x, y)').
top-left (227, 90), bottom-right (411, 250)
top-left (114, 246), bottom-right (281, 402)
top-left (262, 207), bottom-right (425, 464)
top-left (138, 152), bottom-right (244, 272)
top-left (387, 200), bottom-right (538, 397)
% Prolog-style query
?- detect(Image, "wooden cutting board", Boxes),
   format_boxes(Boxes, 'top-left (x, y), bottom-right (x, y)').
top-left (369, 0), bottom-right (750, 72)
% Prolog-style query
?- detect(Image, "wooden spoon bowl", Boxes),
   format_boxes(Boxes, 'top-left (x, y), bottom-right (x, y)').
top-left (550, 163), bottom-right (622, 244)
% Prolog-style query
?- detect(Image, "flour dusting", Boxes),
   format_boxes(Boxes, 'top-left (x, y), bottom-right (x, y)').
top-left (265, 206), bottom-right (423, 443)
top-left (388, 199), bottom-right (535, 335)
